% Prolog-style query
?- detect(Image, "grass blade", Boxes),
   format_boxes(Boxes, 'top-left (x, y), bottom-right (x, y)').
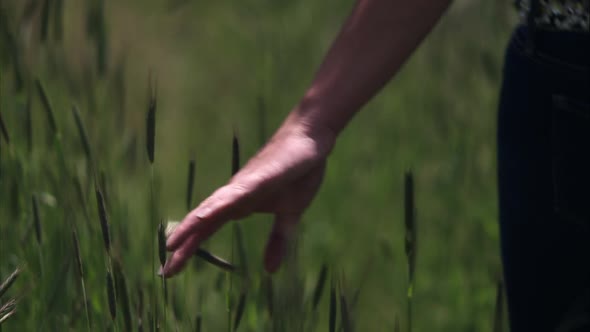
top-left (329, 276), bottom-right (337, 332)
top-left (195, 249), bottom-right (236, 273)
top-left (114, 260), bottom-right (133, 332)
top-left (195, 313), bottom-right (202, 332)
top-left (40, 0), bottom-right (50, 42)
top-left (263, 275), bottom-right (273, 318)
top-left (312, 264), bottom-right (328, 311)
top-left (72, 105), bottom-right (93, 165)
top-left (0, 110), bottom-right (9, 144)
top-left (234, 224), bottom-right (248, 276)
top-left (233, 291), bottom-right (246, 331)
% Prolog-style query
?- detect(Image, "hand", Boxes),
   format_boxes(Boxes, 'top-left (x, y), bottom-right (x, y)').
top-left (162, 117), bottom-right (335, 277)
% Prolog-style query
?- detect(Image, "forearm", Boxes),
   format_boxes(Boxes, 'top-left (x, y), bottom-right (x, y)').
top-left (285, 0), bottom-right (452, 145)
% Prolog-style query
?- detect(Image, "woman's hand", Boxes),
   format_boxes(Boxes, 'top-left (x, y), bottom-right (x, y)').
top-left (162, 115), bottom-right (336, 277)
top-left (162, 0), bottom-right (452, 278)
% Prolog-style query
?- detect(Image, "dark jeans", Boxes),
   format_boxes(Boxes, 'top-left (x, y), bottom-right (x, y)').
top-left (498, 26), bottom-right (590, 331)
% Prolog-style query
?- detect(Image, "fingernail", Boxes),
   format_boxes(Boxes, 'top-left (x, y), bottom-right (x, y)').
top-left (196, 206), bottom-right (212, 219)
top-left (161, 259), bottom-right (172, 277)
top-left (157, 265), bottom-right (164, 277)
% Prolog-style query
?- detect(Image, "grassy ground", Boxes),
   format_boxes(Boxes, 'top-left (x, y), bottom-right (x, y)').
top-left (1, 0), bottom-right (516, 330)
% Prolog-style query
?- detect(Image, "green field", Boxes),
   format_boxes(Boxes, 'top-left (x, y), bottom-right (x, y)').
top-left (1, 0), bottom-right (516, 330)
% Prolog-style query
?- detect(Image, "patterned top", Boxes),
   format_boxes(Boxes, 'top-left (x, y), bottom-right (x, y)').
top-left (517, 0), bottom-right (590, 31)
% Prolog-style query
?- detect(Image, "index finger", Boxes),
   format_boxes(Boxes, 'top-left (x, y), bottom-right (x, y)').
top-left (166, 185), bottom-right (244, 251)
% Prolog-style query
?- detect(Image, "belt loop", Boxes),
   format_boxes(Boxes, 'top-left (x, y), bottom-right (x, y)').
top-left (527, 0), bottom-right (541, 55)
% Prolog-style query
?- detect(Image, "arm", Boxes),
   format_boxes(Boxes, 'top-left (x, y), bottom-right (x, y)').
top-left (288, 0), bottom-right (452, 138)
top-left (162, 0), bottom-right (452, 277)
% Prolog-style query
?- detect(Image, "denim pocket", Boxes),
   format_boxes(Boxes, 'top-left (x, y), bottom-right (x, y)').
top-left (551, 94), bottom-right (590, 228)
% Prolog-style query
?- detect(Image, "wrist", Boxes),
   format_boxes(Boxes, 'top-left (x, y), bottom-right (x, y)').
top-left (279, 104), bottom-right (338, 158)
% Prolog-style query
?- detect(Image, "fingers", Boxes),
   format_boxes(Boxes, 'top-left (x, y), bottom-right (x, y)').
top-left (166, 185), bottom-right (245, 251)
top-left (162, 217), bottom-right (228, 279)
top-left (264, 213), bottom-right (300, 273)
top-left (160, 233), bottom-right (200, 278)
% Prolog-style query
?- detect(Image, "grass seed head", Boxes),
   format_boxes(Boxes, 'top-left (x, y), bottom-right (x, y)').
top-left (186, 158), bottom-right (196, 211)
top-left (106, 270), bottom-right (117, 321)
top-left (232, 131), bottom-right (240, 176)
top-left (72, 105), bottom-right (93, 165)
top-left (146, 75), bottom-right (157, 164)
top-left (157, 221), bottom-right (166, 267)
top-left (31, 194), bottom-right (42, 245)
top-left (404, 171), bottom-right (416, 282)
top-left (35, 79), bottom-right (58, 136)
top-left (94, 185), bottom-right (111, 253)
top-left (25, 94), bottom-right (32, 153)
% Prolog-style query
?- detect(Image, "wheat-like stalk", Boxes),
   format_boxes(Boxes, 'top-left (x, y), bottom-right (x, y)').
top-left (31, 195), bottom-right (41, 245)
top-left (34, 79), bottom-right (58, 136)
top-left (106, 270), bottom-right (117, 322)
top-left (94, 184), bottom-right (111, 254)
top-left (186, 158), bottom-right (196, 211)
top-left (72, 229), bottom-right (91, 331)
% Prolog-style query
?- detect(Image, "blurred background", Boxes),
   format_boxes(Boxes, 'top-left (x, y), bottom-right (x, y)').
top-left (0, 0), bottom-right (516, 330)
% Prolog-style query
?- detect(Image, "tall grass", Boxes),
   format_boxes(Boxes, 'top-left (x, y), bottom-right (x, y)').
top-left (0, 1), bottom-right (511, 330)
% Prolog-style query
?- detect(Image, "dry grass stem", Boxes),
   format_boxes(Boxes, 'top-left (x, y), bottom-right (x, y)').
top-left (0, 267), bottom-right (20, 299)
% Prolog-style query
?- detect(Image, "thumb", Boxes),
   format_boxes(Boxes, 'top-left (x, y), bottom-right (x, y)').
top-left (264, 213), bottom-right (300, 273)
